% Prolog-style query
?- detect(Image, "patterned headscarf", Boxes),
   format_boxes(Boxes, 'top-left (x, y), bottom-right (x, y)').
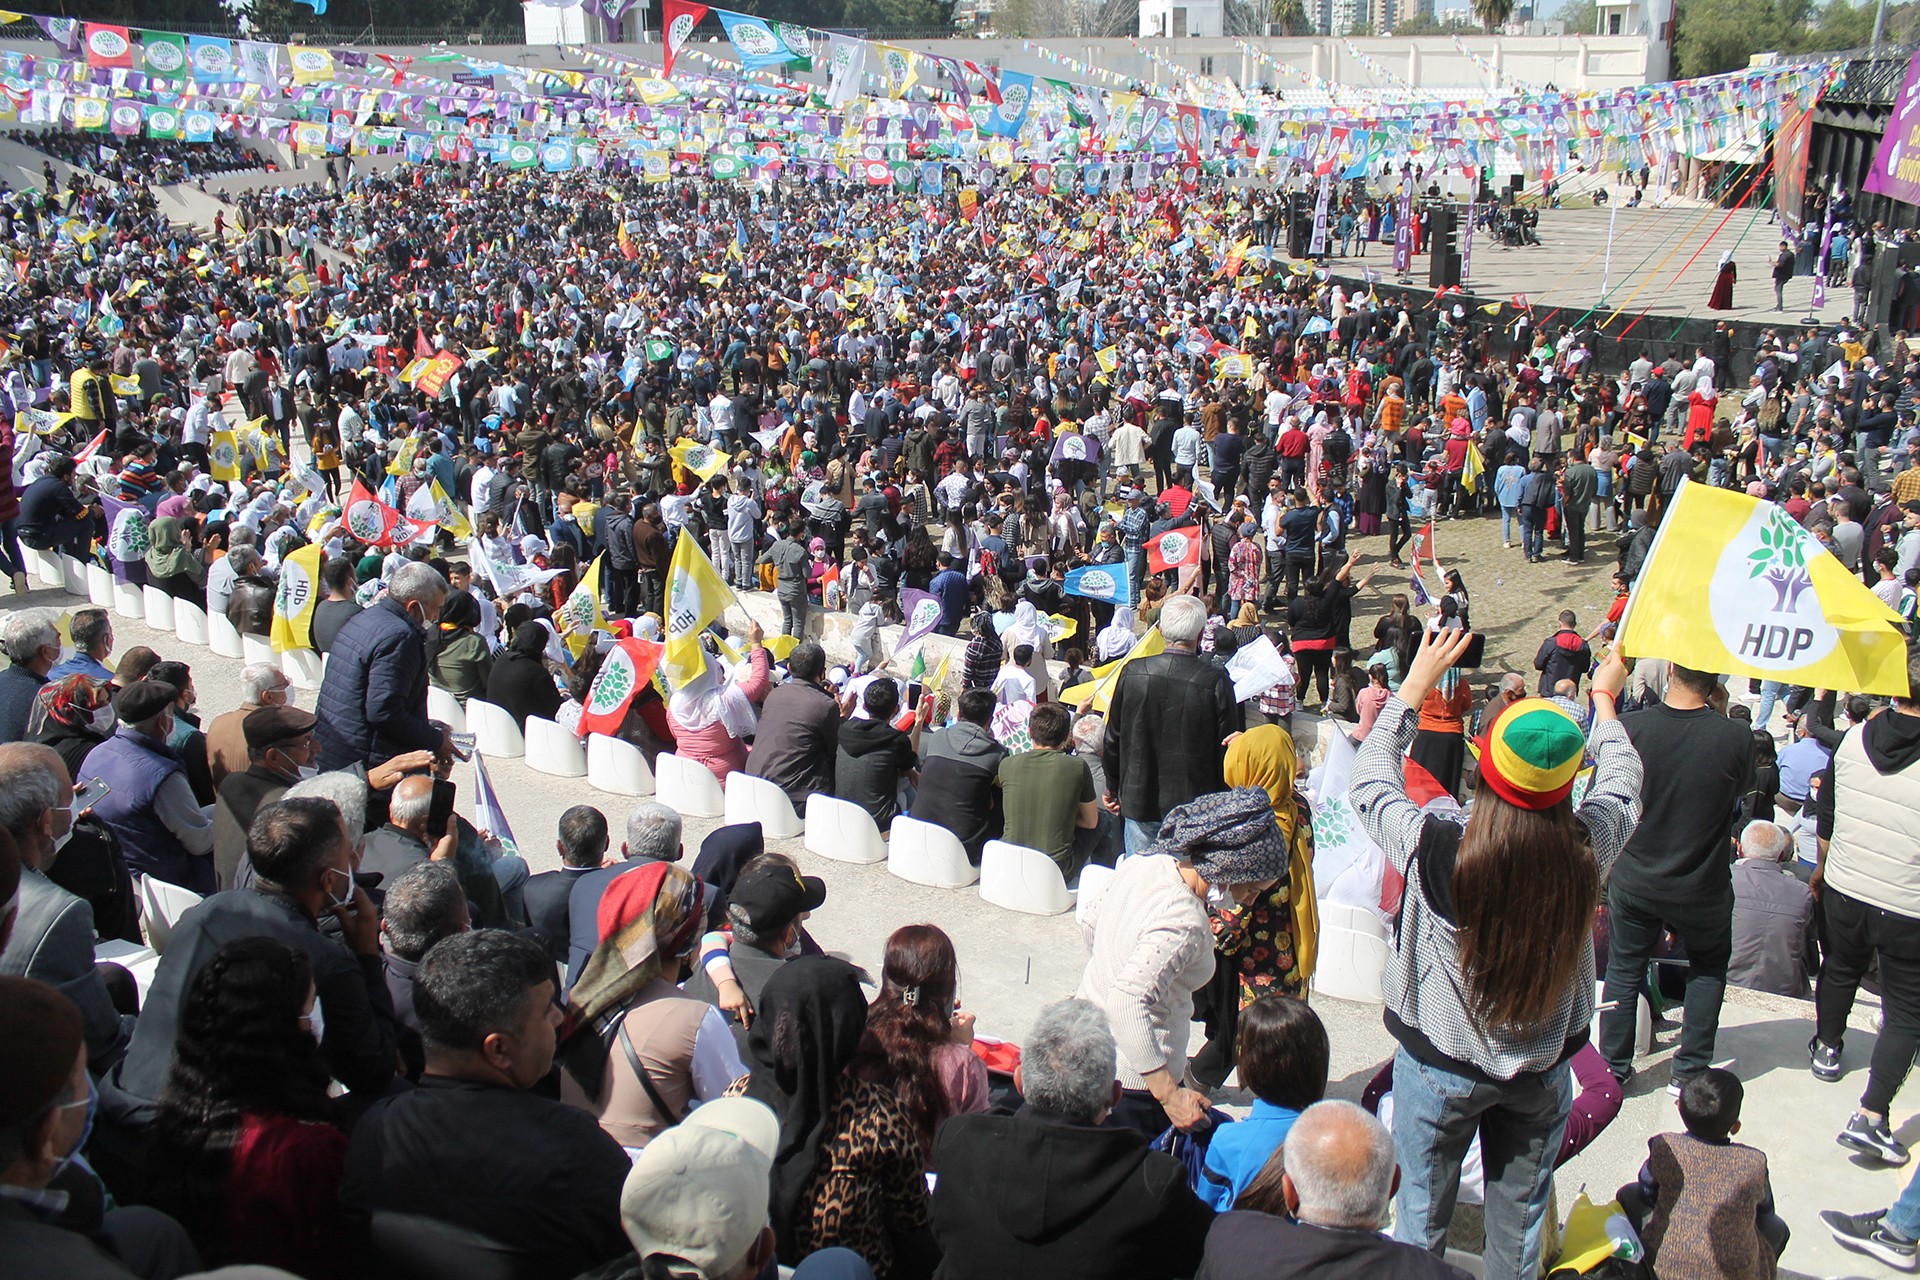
top-left (559, 861), bottom-right (706, 1096)
top-left (1148, 786), bottom-right (1289, 887)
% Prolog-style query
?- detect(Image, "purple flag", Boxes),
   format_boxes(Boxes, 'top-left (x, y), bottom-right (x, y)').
top-left (1393, 185), bottom-right (1414, 274)
top-left (1866, 50), bottom-right (1920, 206)
top-left (1811, 201), bottom-right (1836, 310)
top-left (1050, 433), bottom-right (1100, 466)
top-left (101, 494), bottom-right (149, 586)
top-left (1462, 200), bottom-right (1476, 282)
top-left (899, 588), bottom-right (944, 651)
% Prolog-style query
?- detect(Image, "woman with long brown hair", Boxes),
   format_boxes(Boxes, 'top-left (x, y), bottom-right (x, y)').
top-left (858, 924), bottom-right (989, 1160)
top-left (1351, 628), bottom-right (1641, 1280)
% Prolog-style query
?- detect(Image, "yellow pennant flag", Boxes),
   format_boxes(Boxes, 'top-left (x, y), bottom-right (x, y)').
top-left (270, 540), bottom-right (325, 653)
top-left (208, 430), bottom-right (241, 482)
top-left (661, 533), bottom-right (738, 689)
top-left (1618, 481), bottom-right (1908, 695)
top-left (109, 374), bottom-right (140, 397)
top-left (1060, 626), bottom-right (1166, 714)
top-left (1096, 346), bottom-right (1119, 375)
top-left (430, 478), bottom-right (471, 539)
top-left (559, 555), bottom-right (605, 659)
top-left (670, 439), bottom-right (727, 483)
top-left (1461, 438), bottom-right (1485, 495)
top-left (386, 433), bottom-right (422, 478)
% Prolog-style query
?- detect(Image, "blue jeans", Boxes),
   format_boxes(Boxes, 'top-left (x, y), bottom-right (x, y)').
top-left (1889, 1163), bottom-right (1920, 1238)
top-left (1124, 818), bottom-right (1162, 854)
top-left (1519, 510), bottom-right (1545, 559)
top-left (491, 853), bottom-right (529, 927)
top-left (1500, 506), bottom-right (1517, 543)
top-left (1753, 680), bottom-right (1788, 730)
top-left (1125, 548), bottom-right (1147, 602)
top-left (1392, 1047), bottom-right (1572, 1280)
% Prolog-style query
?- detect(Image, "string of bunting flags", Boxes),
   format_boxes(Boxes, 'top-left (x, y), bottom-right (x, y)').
top-left (0, 8), bottom-right (1840, 194)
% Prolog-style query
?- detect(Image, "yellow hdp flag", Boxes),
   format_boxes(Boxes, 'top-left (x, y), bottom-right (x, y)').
top-left (1480, 302), bottom-right (1502, 314)
top-left (398, 357), bottom-right (428, 385)
top-left (559, 555), bottom-right (605, 659)
top-left (1060, 626), bottom-right (1166, 714)
top-left (661, 533), bottom-right (738, 689)
top-left (109, 374), bottom-right (140, 397)
top-left (1461, 438), bottom-right (1485, 495)
top-left (1096, 346), bottom-right (1119, 375)
top-left (429, 478), bottom-right (471, 539)
top-left (670, 439), bottom-right (727, 483)
top-left (386, 433), bottom-right (421, 478)
top-left (208, 430), bottom-right (241, 482)
top-left (270, 540), bottom-right (325, 653)
top-left (1618, 480), bottom-right (1908, 695)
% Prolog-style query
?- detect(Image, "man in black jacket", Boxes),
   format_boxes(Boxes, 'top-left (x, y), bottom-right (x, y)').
top-left (315, 562), bottom-right (451, 771)
top-left (340, 929), bottom-right (630, 1279)
top-left (932, 997), bottom-right (1213, 1279)
top-left (523, 804), bottom-right (607, 966)
top-left (103, 796), bottom-right (399, 1130)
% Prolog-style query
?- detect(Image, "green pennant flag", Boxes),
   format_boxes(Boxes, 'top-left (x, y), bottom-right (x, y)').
top-left (137, 30), bottom-right (188, 78)
top-left (506, 141), bottom-right (537, 170)
top-left (645, 338), bottom-right (675, 363)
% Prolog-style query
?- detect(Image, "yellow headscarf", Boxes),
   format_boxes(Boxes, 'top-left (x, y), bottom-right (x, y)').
top-left (1224, 725), bottom-right (1319, 982)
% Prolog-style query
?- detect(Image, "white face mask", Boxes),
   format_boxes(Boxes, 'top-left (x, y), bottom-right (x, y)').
top-left (304, 1000), bottom-right (326, 1045)
top-left (1204, 881), bottom-right (1231, 910)
top-left (88, 706), bottom-right (114, 733)
top-left (296, 764), bottom-right (319, 781)
top-left (325, 866), bottom-right (355, 913)
top-left (51, 802), bottom-right (76, 855)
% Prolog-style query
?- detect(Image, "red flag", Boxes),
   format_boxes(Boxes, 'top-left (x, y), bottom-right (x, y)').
top-left (578, 637), bottom-right (664, 736)
top-left (74, 429), bottom-right (107, 463)
top-left (1412, 520), bottom-right (1436, 565)
top-left (343, 478), bottom-right (404, 547)
top-left (662, 0), bottom-right (709, 80)
top-left (1145, 524), bottom-right (1203, 575)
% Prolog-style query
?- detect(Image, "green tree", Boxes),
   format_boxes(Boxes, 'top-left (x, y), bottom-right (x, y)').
top-left (1473, 0), bottom-right (1516, 28)
top-left (1556, 0), bottom-right (1598, 32)
top-left (1673, 0), bottom-right (1789, 75)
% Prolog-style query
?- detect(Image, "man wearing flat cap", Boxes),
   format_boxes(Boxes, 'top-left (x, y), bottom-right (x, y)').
top-left (211, 705), bottom-right (319, 890)
top-left (79, 681), bottom-right (216, 895)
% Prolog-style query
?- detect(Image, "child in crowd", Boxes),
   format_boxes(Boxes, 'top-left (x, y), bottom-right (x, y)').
top-left (1197, 995), bottom-right (1329, 1211)
top-left (1618, 1068), bottom-right (1788, 1278)
top-left (991, 643), bottom-right (1037, 707)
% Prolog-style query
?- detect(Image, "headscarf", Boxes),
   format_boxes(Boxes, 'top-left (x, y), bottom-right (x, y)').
top-left (144, 516), bottom-right (204, 585)
top-left (560, 860), bottom-right (707, 1097)
top-left (29, 674), bottom-right (114, 740)
top-left (1224, 726), bottom-right (1320, 981)
top-left (506, 621), bottom-right (548, 660)
top-left (1148, 786), bottom-right (1290, 887)
top-left (669, 648), bottom-right (759, 739)
top-left (1096, 604), bottom-right (1137, 662)
top-left (692, 821), bottom-right (765, 917)
top-left (742, 955), bottom-right (870, 1262)
top-left (1002, 599), bottom-right (1044, 651)
top-left (437, 589), bottom-right (480, 634)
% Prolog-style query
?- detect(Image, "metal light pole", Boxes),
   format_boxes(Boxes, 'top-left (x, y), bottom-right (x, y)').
top-left (1871, 0), bottom-right (1889, 60)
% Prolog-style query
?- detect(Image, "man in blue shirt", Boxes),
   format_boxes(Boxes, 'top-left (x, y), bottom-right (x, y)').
top-left (47, 609), bottom-right (115, 683)
top-left (1778, 714), bottom-right (1833, 805)
top-left (930, 553), bottom-right (971, 635)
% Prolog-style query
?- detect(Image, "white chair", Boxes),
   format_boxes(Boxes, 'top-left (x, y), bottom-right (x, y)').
top-left (587, 733), bottom-right (655, 796)
top-left (85, 562), bottom-right (112, 607)
top-left (525, 715), bottom-right (587, 778)
top-left (59, 556), bottom-right (84, 597)
top-left (979, 839), bottom-right (1075, 915)
top-left (281, 648), bottom-right (324, 690)
top-left (804, 794), bottom-right (888, 865)
top-left (1074, 863), bottom-right (1116, 927)
top-left (93, 938), bottom-right (162, 1001)
top-left (1311, 901), bottom-right (1393, 1004)
top-left (138, 877), bottom-right (204, 954)
top-left (207, 609), bottom-right (244, 658)
top-left (1590, 981), bottom-right (1654, 1058)
top-left (654, 753), bottom-right (725, 818)
top-left (19, 544), bottom-right (52, 584)
top-left (466, 698), bottom-right (525, 758)
top-left (142, 584), bottom-right (176, 633)
top-left (112, 578), bottom-right (143, 620)
top-left (240, 632), bottom-right (277, 668)
top-left (886, 816), bottom-right (979, 889)
top-left (725, 771), bottom-right (804, 839)
top-left (32, 545), bottom-right (63, 588)
top-left (427, 685), bottom-right (467, 735)
top-left (173, 599), bottom-right (209, 647)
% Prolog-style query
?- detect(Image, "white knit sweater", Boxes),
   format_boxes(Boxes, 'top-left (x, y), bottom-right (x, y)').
top-left (1074, 853), bottom-right (1217, 1090)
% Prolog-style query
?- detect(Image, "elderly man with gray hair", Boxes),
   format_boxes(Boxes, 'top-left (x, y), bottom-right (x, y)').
top-left (564, 801), bottom-right (690, 991)
top-left (0, 609), bottom-right (61, 743)
top-left (315, 561), bottom-right (453, 771)
top-left (1102, 592), bottom-right (1242, 853)
top-left (929, 997), bottom-right (1214, 1279)
top-left (1730, 818), bottom-right (1815, 999)
top-left (205, 660), bottom-right (293, 787)
top-left (1194, 1100), bottom-right (1470, 1279)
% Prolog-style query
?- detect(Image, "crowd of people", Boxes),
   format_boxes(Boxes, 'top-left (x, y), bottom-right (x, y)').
top-left (0, 118), bottom-right (1919, 1280)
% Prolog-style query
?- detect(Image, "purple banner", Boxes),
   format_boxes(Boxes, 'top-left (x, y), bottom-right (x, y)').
top-left (1309, 174), bottom-right (1331, 258)
top-left (1865, 50), bottom-right (1920, 205)
top-left (898, 588), bottom-right (945, 651)
top-left (1393, 185), bottom-right (1413, 274)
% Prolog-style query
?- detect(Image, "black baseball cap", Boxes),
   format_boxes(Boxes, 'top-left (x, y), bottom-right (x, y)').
top-left (730, 862), bottom-right (826, 933)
